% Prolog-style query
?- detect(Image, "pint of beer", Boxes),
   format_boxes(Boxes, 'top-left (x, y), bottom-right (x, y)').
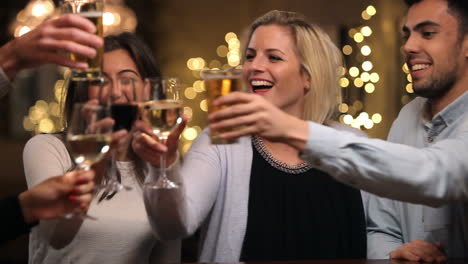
top-left (201, 68), bottom-right (244, 144)
top-left (62, 0), bottom-right (103, 80)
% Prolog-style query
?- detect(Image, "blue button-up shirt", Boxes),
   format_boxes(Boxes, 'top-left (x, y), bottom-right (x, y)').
top-left (302, 92), bottom-right (468, 257)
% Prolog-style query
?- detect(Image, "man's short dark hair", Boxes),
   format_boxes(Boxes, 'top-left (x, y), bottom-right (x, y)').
top-left (404, 0), bottom-right (467, 36)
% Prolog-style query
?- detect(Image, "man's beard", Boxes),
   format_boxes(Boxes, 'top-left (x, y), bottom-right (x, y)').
top-left (413, 67), bottom-right (458, 99)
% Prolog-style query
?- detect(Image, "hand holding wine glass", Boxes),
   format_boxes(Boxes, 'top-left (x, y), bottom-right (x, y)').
top-left (66, 102), bottom-right (113, 218)
top-left (139, 77), bottom-right (184, 189)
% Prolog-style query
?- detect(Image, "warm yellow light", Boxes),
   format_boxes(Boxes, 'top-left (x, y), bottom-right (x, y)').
top-left (372, 113), bottom-right (382, 124)
top-left (23, 117), bottom-right (35, 131)
top-left (364, 119), bottom-right (374, 129)
top-left (35, 100), bottom-right (49, 111)
top-left (338, 103), bottom-right (349, 113)
top-left (402, 63), bottom-right (409, 74)
top-left (183, 127), bottom-right (198, 141)
top-left (184, 87), bottom-right (197, 99)
top-left (370, 73), bottom-right (380, 83)
top-left (343, 114), bottom-right (354, 125)
top-left (342, 45), bottom-right (353, 55)
top-left (216, 45), bottom-right (229, 57)
top-left (339, 114), bottom-right (346, 124)
top-left (228, 55), bottom-right (240, 67)
top-left (354, 78), bottom-right (364, 88)
top-left (225, 32), bottom-right (238, 43)
top-left (406, 83), bottom-right (414, 93)
top-left (209, 60), bottom-right (222, 69)
top-left (17, 26), bottom-right (31, 37)
top-left (365, 83), bottom-right (375, 93)
top-left (362, 61), bottom-right (373, 71)
top-left (32, 2), bottom-right (47, 17)
top-left (354, 33), bottom-right (364, 43)
top-left (349, 67), bottom-right (360, 77)
top-left (339, 77), bottom-right (350, 88)
top-left (200, 99), bottom-right (208, 112)
top-left (182, 141), bottom-right (192, 155)
top-left (361, 11), bottom-right (371, 20)
top-left (361, 26), bottom-right (372, 37)
top-left (361, 45), bottom-right (371, 56)
top-left (361, 72), bottom-right (370, 82)
top-left (103, 12), bottom-right (115, 26)
top-left (353, 100), bottom-right (363, 111)
top-left (49, 102), bottom-right (61, 117)
top-left (347, 106), bottom-right (356, 116)
top-left (338, 66), bottom-right (346, 76)
top-left (193, 80), bottom-right (205, 92)
top-left (348, 28), bottom-right (358, 38)
top-left (228, 38), bottom-right (240, 50)
top-left (187, 58), bottom-right (195, 70)
top-left (38, 118), bottom-right (54, 133)
top-left (183, 107), bottom-right (193, 120)
top-left (407, 74), bottom-right (412, 82)
top-left (366, 5), bottom-right (377, 16)
top-left (401, 95), bottom-right (410, 105)
top-left (359, 112), bottom-right (369, 120)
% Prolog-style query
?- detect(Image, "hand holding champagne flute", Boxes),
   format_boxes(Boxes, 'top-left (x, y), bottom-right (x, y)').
top-left (66, 102), bottom-right (113, 218)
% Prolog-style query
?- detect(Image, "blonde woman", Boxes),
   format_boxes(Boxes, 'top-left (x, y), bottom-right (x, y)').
top-left (134, 10), bottom-right (366, 262)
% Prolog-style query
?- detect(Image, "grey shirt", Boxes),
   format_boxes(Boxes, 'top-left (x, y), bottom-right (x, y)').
top-left (366, 94), bottom-right (468, 258)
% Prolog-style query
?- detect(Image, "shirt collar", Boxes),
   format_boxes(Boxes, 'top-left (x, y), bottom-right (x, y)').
top-left (421, 91), bottom-right (468, 133)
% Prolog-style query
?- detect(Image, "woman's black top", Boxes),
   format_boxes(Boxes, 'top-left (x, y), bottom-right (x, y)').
top-left (240, 137), bottom-right (366, 261)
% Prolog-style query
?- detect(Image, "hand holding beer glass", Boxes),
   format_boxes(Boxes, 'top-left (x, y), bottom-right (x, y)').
top-left (201, 68), bottom-right (244, 144)
top-left (61, 0), bottom-right (103, 80)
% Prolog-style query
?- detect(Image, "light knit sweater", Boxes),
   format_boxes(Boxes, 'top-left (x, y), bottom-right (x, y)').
top-left (143, 124), bottom-right (367, 262)
top-left (24, 134), bottom-right (180, 264)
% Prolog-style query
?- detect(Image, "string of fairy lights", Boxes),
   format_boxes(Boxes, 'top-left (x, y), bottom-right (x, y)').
top-left (337, 4), bottom-right (383, 130)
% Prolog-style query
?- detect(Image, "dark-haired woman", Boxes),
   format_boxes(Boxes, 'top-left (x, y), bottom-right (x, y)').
top-left (24, 32), bottom-right (179, 264)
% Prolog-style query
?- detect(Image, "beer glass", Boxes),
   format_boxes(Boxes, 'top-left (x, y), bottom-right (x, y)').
top-left (201, 68), bottom-right (243, 144)
top-left (61, 0), bottom-right (103, 80)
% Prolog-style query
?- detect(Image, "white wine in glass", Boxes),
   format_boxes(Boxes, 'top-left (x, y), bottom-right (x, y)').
top-left (142, 77), bottom-right (183, 189)
top-left (66, 102), bottom-right (113, 219)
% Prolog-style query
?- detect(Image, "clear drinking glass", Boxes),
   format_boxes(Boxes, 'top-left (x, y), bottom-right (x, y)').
top-left (98, 77), bottom-right (137, 198)
top-left (201, 68), bottom-right (244, 144)
top-left (61, 0), bottom-right (104, 80)
top-left (141, 77), bottom-right (183, 189)
top-left (66, 102), bottom-right (113, 218)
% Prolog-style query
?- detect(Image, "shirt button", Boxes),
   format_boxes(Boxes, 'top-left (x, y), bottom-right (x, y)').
top-left (428, 136), bottom-right (434, 143)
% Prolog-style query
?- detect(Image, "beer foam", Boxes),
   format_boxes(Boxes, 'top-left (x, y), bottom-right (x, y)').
top-left (79, 11), bottom-right (102, 18)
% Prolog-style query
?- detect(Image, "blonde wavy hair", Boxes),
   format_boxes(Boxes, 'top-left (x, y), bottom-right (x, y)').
top-left (244, 10), bottom-right (343, 124)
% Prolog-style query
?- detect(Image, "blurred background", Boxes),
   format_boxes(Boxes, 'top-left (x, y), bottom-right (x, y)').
top-left (0, 0), bottom-right (412, 262)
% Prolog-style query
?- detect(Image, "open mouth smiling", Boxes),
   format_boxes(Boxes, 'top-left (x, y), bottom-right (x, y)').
top-left (250, 79), bottom-right (273, 94)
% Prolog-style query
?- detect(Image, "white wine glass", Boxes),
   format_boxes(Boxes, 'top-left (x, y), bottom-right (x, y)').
top-left (141, 77), bottom-right (183, 189)
top-left (66, 102), bottom-right (113, 218)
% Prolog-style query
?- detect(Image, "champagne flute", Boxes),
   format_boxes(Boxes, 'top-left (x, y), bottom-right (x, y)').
top-left (66, 102), bottom-right (113, 218)
top-left (141, 77), bottom-right (183, 189)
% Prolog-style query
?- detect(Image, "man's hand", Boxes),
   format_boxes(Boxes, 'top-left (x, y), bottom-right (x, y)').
top-left (0, 14), bottom-right (103, 80)
top-left (390, 240), bottom-right (447, 263)
top-left (19, 170), bottom-right (96, 223)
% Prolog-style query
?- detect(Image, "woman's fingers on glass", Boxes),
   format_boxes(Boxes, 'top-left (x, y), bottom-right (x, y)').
top-left (134, 120), bottom-right (154, 135)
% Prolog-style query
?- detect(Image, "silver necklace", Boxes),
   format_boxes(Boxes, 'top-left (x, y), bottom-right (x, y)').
top-left (252, 135), bottom-right (312, 174)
